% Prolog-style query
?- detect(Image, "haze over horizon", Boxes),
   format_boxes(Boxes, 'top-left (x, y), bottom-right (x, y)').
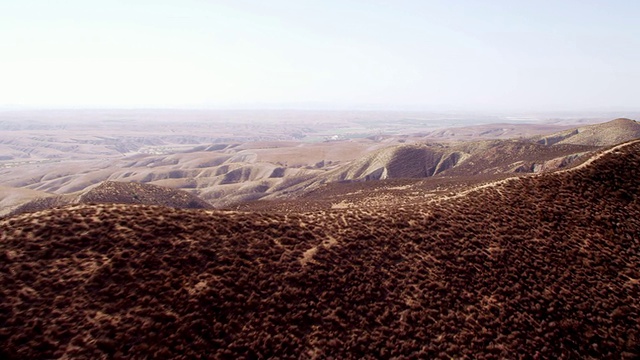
top-left (1, 1), bottom-right (639, 112)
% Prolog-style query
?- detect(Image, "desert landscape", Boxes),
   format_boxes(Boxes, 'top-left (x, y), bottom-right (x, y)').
top-left (2, 109), bottom-right (639, 215)
top-left (1, 109), bottom-right (639, 358)
top-left (3, 0), bottom-right (640, 357)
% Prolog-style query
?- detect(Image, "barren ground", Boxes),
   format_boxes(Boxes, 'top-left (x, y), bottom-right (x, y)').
top-left (1, 138), bottom-right (639, 359)
top-left (1, 109), bottom-right (622, 212)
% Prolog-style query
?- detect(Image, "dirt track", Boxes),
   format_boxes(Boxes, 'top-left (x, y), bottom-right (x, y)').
top-left (429, 138), bottom-right (640, 205)
top-left (1, 141), bottom-right (639, 359)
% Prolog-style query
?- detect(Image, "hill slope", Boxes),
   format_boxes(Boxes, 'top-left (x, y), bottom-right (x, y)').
top-left (0, 186), bottom-right (53, 217)
top-left (259, 118), bottom-right (637, 202)
top-left (1, 118), bottom-right (637, 211)
top-left (534, 118), bottom-right (640, 146)
top-left (1, 141), bottom-right (639, 359)
top-left (7, 181), bottom-right (212, 216)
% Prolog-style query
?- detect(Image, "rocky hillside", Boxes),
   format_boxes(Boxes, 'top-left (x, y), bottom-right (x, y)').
top-left (260, 118), bottom-right (637, 201)
top-left (534, 118), bottom-right (640, 146)
top-left (1, 139), bottom-right (639, 359)
top-left (2, 118), bottom-right (638, 211)
top-left (339, 118), bottom-right (640, 181)
top-left (7, 181), bottom-right (212, 216)
top-left (263, 140), bottom-right (597, 201)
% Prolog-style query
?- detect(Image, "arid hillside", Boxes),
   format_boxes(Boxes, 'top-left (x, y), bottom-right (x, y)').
top-left (254, 118), bottom-right (638, 202)
top-left (1, 139), bottom-right (639, 359)
top-left (533, 118), bottom-right (640, 146)
top-left (3, 112), bottom-right (635, 211)
top-left (0, 186), bottom-right (53, 217)
top-left (7, 181), bottom-right (212, 216)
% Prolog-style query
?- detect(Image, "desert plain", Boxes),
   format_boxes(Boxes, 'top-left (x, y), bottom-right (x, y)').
top-left (1, 109), bottom-right (639, 358)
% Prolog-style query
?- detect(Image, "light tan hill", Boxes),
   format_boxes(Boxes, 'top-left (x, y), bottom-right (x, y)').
top-left (419, 122), bottom-right (579, 141)
top-left (1, 140), bottom-right (639, 359)
top-left (261, 139), bottom-right (598, 202)
top-left (329, 144), bottom-right (464, 181)
top-left (256, 118), bottom-right (639, 203)
top-left (0, 186), bottom-right (54, 217)
top-left (335, 118), bottom-right (640, 182)
top-left (1, 117), bottom-right (637, 212)
top-left (535, 118), bottom-right (640, 146)
top-left (0, 137), bottom-right (383, 208)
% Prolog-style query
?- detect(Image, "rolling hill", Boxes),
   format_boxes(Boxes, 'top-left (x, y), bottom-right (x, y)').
top-left (2, 118), bottom-right (638, 212)
top-left (1, 139), bottom-right (639, 358)
top-left (7, 181), bottom-right (212, 216)
top-left (260, 118), bottom-right (638, 202)
top-left (534, 118), bottom-right (640, 146)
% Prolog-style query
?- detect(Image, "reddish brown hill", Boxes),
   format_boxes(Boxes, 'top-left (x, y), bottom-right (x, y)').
top-left (78, 181), bottom-right (212, 209)
top-left (1, 141), bottom-right (639, 359)
top-left (7, 181), bottom-right (212, 216)
top-left (438, 140), bottom-right (596, 176)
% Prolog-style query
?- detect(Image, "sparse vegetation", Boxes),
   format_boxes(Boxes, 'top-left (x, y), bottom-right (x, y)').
top-left (1, 140), bottom-right (639, 358)
top-left (3, 117), bottom-right (639, 211)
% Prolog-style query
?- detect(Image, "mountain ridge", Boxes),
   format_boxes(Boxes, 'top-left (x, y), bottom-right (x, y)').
top-left (534, 118), bottom-right (640, 146)
top-left (255, 118), bottom-right (638, 203)
top-left (1, 118), bottom-right (638, 213)
top-left (1, 138), bottom-right (639, 358)
top-left (6, 181), bottom-right (211, 216)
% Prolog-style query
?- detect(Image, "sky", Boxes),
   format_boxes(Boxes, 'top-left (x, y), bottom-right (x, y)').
top-left (1, 0), bottom-right (639, 111)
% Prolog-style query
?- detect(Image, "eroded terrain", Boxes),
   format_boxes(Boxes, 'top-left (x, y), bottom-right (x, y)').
top-left (1, 138), bottom-right (639, 358)
top-left (3, 110), bottom-right (639, 215)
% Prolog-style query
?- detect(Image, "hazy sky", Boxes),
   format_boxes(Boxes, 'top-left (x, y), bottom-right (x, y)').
top-left (1, 0), bottom-right (638, 111)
